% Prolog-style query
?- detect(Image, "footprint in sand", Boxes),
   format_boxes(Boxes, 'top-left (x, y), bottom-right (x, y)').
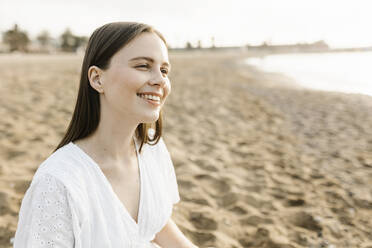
top-left (244, 185), bottom-right (263, 193)
top-left (239, 215), bottom-right (273, 226)
top-left (243, 194), bottom-right (275, 210)
top-left (6, 149), bottom-right (26, 160)
top-left (353, 197), bottom-right (372, 209)
top-left (217, 193), bottom-right (239, 208)
top-left (29, 135), bottom-right (43, 142)
top-left (287, 211), bottom-right (322, 232)
top-left (187, 229), bottom-right (216, 247)
top-left (193, 158), bottom-right (219, 172)
top-left (284, 198), bottom-right (306, 207)
top-left (325, 191), bottom-right (351, 207)
top-left (189, 211), bottom-right (218, 230)
top-left (0, 225), bottom-right (15, 247)
top-left (178, 179), bottom-right (196, 189)
top-left (188, 198), bottom-right (210, 206)
top-left (239, 227), bottom-right (294, 248)
top-left (178, 179), bottom-right (211, 206)
top-left (0, 192), bottom-right (11, 216)
top-left (193, 174), bottom-right (231, 196)
top-left (228, 205), bottom-right (248, 215)
top-left (13, 179), bottom-right (31, 195)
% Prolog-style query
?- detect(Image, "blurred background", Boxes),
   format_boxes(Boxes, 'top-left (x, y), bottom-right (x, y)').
top-left (0, 0), bottom-right (372, 247)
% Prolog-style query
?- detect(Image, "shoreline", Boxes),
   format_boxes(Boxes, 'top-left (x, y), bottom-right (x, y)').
top-left (243, 52), bottom-right (372, 98)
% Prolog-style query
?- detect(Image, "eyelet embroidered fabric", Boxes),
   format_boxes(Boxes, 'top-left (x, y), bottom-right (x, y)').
top-left (30, 173), bottom-right (74, 247)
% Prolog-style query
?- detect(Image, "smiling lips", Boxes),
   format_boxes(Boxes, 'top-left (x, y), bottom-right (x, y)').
top-left (137, 93), bottom-right (161, 106)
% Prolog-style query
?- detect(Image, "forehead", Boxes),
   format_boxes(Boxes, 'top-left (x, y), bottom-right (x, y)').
top-left (114, 32), bottom-right (169, 64)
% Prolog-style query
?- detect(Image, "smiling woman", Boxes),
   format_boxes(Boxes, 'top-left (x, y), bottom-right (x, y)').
top-left (13, 22), bottom-right (198, 248)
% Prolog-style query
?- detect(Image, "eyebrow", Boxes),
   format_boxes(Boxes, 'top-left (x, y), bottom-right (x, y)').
top-left (129, 56), bottom-right (171, 68)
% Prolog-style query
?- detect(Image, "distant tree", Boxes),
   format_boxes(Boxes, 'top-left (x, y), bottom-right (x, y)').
top-left (75, 36), bottom-right (89, 49)
top-left (185, 41), bottom-right (193, 49)
top-left (313, 40), bottom-right (329, 49)
top-left (37, 30), bottom-right (51, 48)
top-left (197, 40), bottom-right (202, 49)
top-left (2, 24), bottom-right (30, 52)
top-left (211, 36), bottom-right (215, 49)
top-left (60, 28), bottom-right (88, 52)
top-left (60, 28), bottom-right (77, 52)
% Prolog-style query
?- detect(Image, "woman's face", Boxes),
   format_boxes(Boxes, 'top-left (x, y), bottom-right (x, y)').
top-left (98, 32), bottom-right (171, 124)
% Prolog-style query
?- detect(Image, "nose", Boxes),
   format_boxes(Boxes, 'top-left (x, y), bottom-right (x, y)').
top-left (149, 70), bottom-right (167, 87)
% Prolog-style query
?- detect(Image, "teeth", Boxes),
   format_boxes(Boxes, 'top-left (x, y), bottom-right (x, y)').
top-left (138, 94), bottom-right (160, 101)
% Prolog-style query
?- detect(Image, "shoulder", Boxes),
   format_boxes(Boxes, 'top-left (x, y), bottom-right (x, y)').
top-left (30, 143), bottom-right (88, 196)
top-left (36, 143), bottom-right (82, 175)
top-left (24, 142), bottom-right (90, 218)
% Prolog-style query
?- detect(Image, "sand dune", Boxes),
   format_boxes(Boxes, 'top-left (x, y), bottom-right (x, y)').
top-left (0, 51), bottom-right (371, 247)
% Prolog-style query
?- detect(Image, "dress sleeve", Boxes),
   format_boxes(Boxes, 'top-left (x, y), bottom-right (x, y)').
top-left (159, 137), bottom-right (181, 205)
top-left (13, 173), bottom-right (75, 247)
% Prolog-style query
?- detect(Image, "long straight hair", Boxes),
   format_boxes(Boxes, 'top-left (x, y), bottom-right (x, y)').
top-left (54, 22), bottom-right (167, 154)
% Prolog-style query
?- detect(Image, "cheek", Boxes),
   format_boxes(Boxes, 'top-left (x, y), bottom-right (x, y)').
top-left (165, 79), bottom-right (171, 96)
top-left (110, 72), bottom-right (141, 94)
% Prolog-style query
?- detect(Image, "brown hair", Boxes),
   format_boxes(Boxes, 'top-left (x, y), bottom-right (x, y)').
top-left (54, 22), bottom-right (167, 154)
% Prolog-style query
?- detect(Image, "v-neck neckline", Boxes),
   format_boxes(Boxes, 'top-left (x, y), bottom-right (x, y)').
top-left (69, 137), bottom-right (144, 228)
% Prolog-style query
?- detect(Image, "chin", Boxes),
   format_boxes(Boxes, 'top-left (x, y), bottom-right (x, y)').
top-left (142, 111), bottom-right (160, 123)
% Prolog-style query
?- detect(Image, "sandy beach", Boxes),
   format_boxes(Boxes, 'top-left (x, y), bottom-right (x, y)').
top-left (0, 51), bottom-right (371, 248)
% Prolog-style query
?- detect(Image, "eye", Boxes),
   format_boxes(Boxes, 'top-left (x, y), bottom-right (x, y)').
top-left (161, 68), bottom-right (169, 75)
top-left (136, 64), bottom-right (149, 69)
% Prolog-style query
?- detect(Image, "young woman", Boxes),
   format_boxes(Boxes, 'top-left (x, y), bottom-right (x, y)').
top-left (14, 22), bottom-right (198, 248)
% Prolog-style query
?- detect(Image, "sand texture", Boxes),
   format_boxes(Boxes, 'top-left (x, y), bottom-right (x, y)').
top-left (0, 51), bottom-right (372, 248)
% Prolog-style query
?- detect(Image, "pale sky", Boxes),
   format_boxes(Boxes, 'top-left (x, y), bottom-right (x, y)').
top-left (1, 0), bottom-right (372, 48)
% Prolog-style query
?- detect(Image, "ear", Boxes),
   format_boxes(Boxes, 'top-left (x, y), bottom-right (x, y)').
top-left (88, 65), bottom-right (104, 94)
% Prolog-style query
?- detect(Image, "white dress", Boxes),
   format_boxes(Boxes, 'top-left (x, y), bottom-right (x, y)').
top-left (13, 136), bottom-right (180, 248)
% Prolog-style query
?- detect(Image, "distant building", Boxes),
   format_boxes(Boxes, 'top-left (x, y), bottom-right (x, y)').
top-left (246, 40), bottom-right (330, 53)
top-left (170, 45), bottom-right (247, 52)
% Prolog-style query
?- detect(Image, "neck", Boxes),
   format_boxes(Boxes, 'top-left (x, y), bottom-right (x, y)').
top-left (82, 106), bottom-right (141, 165)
